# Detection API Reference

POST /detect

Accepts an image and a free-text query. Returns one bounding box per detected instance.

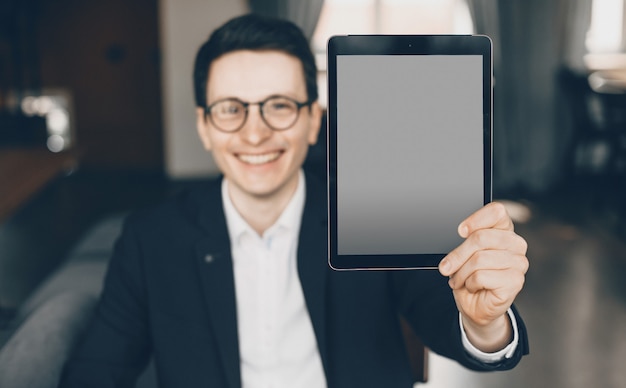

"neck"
[227,176,300,236]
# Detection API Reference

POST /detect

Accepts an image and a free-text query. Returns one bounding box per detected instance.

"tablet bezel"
[327,34,493,271]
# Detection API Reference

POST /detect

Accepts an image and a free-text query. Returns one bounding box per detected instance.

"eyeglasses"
[204,95,313,133]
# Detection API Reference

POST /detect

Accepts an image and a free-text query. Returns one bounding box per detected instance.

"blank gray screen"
[336,55,485,255]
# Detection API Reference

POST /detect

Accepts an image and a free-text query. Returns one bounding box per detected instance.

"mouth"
[235,151,283,165]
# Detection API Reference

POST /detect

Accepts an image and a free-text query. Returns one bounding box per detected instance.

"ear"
[306,102,323,146]
[196,107,212,151]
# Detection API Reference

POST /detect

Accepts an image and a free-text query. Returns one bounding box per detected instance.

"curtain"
[248,0,325,40]
[466,0,592,196]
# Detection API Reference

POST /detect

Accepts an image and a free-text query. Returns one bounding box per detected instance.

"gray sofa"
[0,213,156,388]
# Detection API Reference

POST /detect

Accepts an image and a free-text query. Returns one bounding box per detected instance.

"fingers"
[442,235,528,326]
[458,202,514,238]
[439,228,528,277]
[448,251,529,291]
[463,268,526,295]
[452,265,526,327]
[436,202,529,331]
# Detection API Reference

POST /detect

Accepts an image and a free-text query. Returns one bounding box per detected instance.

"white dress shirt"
[221,170,518,388]
[223,171,326,388]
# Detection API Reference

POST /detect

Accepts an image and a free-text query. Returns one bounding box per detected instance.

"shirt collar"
[222,170,306,244]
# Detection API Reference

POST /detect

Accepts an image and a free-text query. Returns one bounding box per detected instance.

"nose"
[238,105,272,145]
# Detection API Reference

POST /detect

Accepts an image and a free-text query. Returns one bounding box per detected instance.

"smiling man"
[196,49,322,234]
[61,14,529,388]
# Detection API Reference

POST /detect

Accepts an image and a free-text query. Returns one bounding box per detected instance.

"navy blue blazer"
[61,174,528,388]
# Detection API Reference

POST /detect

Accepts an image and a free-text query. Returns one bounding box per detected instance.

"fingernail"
[440,259,451,274]
[459,224,468,237]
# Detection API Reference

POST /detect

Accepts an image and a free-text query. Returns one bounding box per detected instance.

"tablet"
[327,35,492,270]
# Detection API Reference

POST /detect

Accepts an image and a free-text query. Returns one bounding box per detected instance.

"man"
[61,13,529,388]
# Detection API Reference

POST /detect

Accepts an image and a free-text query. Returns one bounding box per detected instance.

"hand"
[438,202,529,351]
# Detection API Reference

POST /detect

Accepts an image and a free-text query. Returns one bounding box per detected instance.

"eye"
[214,100,243,117]
[265,97,296,114]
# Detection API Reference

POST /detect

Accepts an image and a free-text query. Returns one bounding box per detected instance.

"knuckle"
[471,250,489,267]
[519,255,530,274]
[505,267,526,292]
[515,234,529,253]
[512,273,526,292]
[471,229,489,247]
[468,271,486,289]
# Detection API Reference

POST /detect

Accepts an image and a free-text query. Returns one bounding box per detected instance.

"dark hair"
[193,13,318,108]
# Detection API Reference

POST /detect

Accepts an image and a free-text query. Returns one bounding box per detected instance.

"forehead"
[207,50,306,102]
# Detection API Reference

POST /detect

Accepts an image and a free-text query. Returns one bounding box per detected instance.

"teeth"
[237,151,281,165]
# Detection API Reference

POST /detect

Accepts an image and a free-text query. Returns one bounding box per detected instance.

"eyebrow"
[206,92,306,105]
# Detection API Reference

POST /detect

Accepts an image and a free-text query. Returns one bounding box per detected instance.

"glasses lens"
[210,99,246,132]
[262,97,299,130]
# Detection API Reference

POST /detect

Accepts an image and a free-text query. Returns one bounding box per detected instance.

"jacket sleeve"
[59,214,152,388]
[389,270,529,371]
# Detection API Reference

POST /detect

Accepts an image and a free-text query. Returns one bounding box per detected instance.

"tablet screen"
[327,35,492,270]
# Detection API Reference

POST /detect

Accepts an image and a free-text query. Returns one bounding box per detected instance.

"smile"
[236,151,282,165]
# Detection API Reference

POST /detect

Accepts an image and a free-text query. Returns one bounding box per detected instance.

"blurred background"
[0,0,625,387]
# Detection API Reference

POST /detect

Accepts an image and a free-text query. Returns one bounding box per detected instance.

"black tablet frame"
[327,34,493,271]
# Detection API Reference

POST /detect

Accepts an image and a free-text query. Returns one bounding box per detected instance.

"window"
[586,0,625,53]
[311,0,474,106]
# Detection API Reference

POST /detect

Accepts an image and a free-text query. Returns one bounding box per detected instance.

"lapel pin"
[204,254,214,263]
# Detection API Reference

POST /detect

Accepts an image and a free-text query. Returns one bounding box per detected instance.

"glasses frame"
[204,94,313,133]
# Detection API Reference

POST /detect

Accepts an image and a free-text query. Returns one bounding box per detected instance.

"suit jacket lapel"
[297,174,330,373]
[188,174,329,387]
[192,180,241,388]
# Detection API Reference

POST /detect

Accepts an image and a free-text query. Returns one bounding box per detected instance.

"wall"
[159,0,248,178]
[36,0,164,171]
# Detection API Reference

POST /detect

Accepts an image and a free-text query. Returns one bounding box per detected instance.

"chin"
[243,175,297,200]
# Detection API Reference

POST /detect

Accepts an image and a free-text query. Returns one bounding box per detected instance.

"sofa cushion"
[0,292,97,388]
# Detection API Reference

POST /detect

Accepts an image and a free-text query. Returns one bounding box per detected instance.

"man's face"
[196,50,321,202]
